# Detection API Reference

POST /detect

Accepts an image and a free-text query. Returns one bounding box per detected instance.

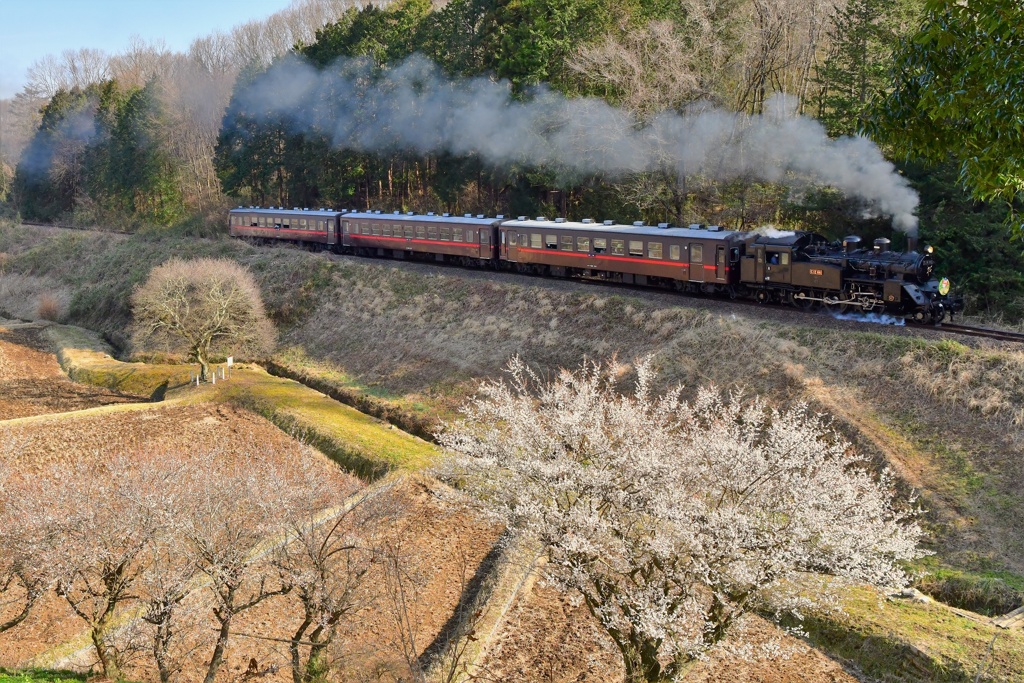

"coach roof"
[344,211,503,226]
[500,218,742,241]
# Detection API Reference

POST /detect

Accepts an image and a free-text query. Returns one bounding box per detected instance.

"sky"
[0,0,293,98]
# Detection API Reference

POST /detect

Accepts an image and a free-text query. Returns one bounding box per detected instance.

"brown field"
[0,323,137,419]
[0,325,504,682]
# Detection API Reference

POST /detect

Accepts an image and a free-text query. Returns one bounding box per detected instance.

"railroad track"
[930,322,1024,345]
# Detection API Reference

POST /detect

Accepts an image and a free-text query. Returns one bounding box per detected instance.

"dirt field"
[0,323,137,419]
[478,579,859,683]
[0,328,504,683]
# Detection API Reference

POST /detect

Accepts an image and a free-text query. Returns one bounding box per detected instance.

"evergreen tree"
[815,0,920,137]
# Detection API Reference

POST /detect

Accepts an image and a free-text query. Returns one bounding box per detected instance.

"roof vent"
[603,220,614,226]
[465,213,472,217]
[476,214,484,219]
[555,217,566,223]
[689,223,701,230]
[374,210,381,214]
[518,216,527,221]
[293,207,299,210]
[394,211,400,215]
[536,216,548,222]
[496,214,505,219]
[657,222,669,229]
[249,206,254,209]
[303,207,309,211]
[708,225,721,232]
[582,219,593,224]
[443,212,451,217]
[407,212,414,216]
[427,212,435,216]
[632,221,644,227]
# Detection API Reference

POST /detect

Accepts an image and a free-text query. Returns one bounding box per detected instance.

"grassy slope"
[3,222,1023,677]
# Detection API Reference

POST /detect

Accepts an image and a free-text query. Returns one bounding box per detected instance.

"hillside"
[1,222,1023,681]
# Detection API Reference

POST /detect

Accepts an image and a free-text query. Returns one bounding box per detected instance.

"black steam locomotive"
[229,207,962,323]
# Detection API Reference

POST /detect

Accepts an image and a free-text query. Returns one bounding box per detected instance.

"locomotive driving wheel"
[792,290,816,310]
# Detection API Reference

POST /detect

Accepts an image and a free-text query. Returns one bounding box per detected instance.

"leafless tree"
[131,258,276,381]
[0,461,50,634]
[109,36,174,90]
[271,459,372,683]
[173,450,296,683]
[24,455,176,678]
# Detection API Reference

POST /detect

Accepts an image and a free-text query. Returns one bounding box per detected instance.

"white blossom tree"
[438,357,925,683]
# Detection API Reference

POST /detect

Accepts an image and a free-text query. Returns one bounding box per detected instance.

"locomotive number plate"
[809,268,824,276]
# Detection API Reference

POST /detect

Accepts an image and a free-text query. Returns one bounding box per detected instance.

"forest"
[0,0,1021,318]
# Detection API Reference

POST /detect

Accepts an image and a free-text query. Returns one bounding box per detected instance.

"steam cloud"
[235,54,919,234]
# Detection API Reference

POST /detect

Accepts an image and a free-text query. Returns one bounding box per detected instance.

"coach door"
[342,220,352,248]
[689,243,705,282]
[716,246,726,280]
[478,228,492,259]
[506,230,517,260]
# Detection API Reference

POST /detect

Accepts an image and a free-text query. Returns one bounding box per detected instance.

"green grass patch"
[221,365,439,480]
[802,585,1024,682]
[0,669,86,683]
[913,562,1024,616]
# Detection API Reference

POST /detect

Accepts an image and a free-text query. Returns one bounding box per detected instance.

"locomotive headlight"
[925,245,934,254]
[938,277,951,296]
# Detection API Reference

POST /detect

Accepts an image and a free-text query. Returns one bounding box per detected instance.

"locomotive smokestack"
[907,235,919,252]
[843,235,862,254]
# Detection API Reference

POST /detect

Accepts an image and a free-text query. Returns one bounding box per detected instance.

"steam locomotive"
[229,207,962,323]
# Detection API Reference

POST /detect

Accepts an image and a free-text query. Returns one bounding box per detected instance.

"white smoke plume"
[233,54,920,234]
[750,225,797,239]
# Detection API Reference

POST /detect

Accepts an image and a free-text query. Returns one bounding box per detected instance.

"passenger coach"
[499,217,744,292]
[229,207,343,249]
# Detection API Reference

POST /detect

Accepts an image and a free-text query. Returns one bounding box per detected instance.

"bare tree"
[131,258,275,381]
[26,455,175,678]
[0,461,50,634]
[271,459,372,683]
[439,356,925,683]
[173,450,296,683]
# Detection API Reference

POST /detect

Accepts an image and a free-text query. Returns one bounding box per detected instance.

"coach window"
[426,227,436,240]
[691,244,703,262]
[628,240,643,256]
[383,225,393,236]
[561,236,573,251]
[250,216,257,226]
[530,233,542,249]
[648,242,663,259]
[669,245,681,261]
[593,238,607,254]
[415,226,426,239]
[373,224,382,236]
[441,227,451,241]
[545,235,558,249]
[611,239,625,256]
[577,237,590,252]
[454,228,463,242]
[361,224,369,235]
[780,252,790,265]
[466,230,475,243]
[403,226,411,238]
